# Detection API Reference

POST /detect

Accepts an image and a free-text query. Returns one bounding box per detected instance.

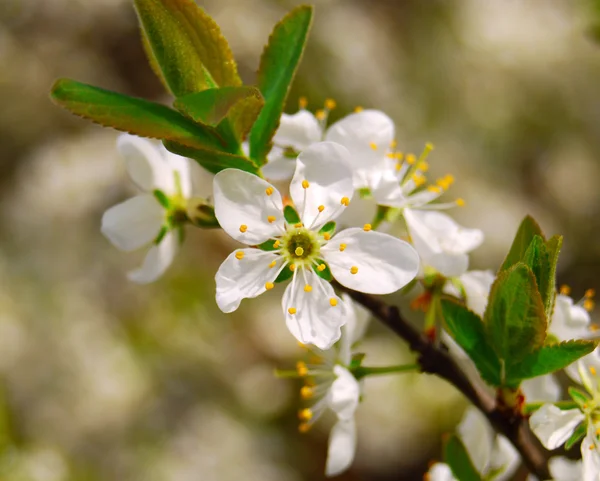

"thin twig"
[338,286,551,480]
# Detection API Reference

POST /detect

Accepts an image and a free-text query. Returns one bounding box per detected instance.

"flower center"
[281,227,321,267]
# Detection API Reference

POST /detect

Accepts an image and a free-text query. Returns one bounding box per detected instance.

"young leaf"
[134,0,241,96]
[484,263,547,367]
[565,422,586,450]
[441,299,502,387]
[174,87,263,127]
[249,5,313,164]
[505,340,597,386]
[522,236,552,313]
[50,79,225,151]
[283,205,301,224]
[443,434,482,481]
[544,235,562,319]
[500,215,543,271]
[163,141,259,175]
[225,95,265,143]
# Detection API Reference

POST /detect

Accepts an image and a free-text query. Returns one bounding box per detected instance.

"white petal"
[339,294,370,365]
[551,294,591,341]
[328,365,360,420]
[273,111,322,151]
[262,155,297,182]
[127,229,178,284]
[290,142,354,230]
[548,457,583,481]
[325,110,394,189]
[582,427,600,481]
[322,228,419,295]
[325,419,357,477]
[429,252,470,278]
[215,249,283,313]
[459,270,495,317]
[427,463,457,481]
[522,375,562,403]
[567,348,600,391]
[163,148,192,198]
[101,194,164,251]
[117,134,174,194]
[213,169,285,245]
[491,435,521,481]
[457,407,494,474]
[529,405,584,450]
[283,269,344,349]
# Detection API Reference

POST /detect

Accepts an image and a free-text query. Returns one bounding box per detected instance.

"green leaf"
[163,141,259,175]
[313,261,333,282]
[249,5,313,164]
[174,87,263,127]
[522,236,553,315]
[443,434,482,481]
[441,299,502,387]
[225,95,265,143]
[501,216,543,271]
[505,340,597,385]
[565,422,586,450]
[134,0,241,96]
[284,205,301,224]
[484,263,547,368]
[50,79,224,150]
[319,221,336,236]
[544,235,562,319]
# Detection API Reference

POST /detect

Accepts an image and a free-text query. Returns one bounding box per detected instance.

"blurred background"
[0,0,599,479]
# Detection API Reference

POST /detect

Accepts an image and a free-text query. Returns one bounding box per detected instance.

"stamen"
[354,106,363,113]
[390,140,398,149]
[394,152,404,160]
[269,260,277,268]
[369,142,378,150]
[316,109,326,120]
[235,251,244,260]
[239,224,248,233]
[350,266,358,274]
[304,284,312,292]
[427,186,442,193]
[419,161,429,172]
[317,264,326,272]
[296,361,308,376]
[560,285,571,295]
[299,96,308,109]
[412,174,426,187]
[294,222,303,228]
[302,180,310,189]
[406,154,416,165]
[395,162,402,171]
[273,240,281,248]
[265,282,274,290]
[298,423,311,433]
[290,264,296,271]
[590,366,597,376]
[300,386,314,399]
[267,215,276,223]
[295,247,304,256]
[318,205,325,212]
[288,307,297,315]
[363,224,372,231]
[323,233,331,241]
[298,408,313,421]
[339,244,347,252]
[265,187,274,196]
[586,289,596,298]
[585,299,595,312]
[329,298,338,307]
[456,198,465,207]
[325,98,336,110]
[340,197,350,206]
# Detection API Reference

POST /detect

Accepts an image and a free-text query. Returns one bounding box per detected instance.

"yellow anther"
[427,185,442,193]
[339,243,347,252]
[239,224,248,233]
[390,140,398,149]
[304,284,312,292]
[295,247,304,256]
[325,98,336,110]
[235,251,244,260]
[419,161,430,172]
[340,197,350,206]
[354,106,363,113]
[560,285,571,296]
[316,109,326,120]
[265,282,274,290]
[288,307,297,315]
[269,260,277,268]
[273,240,281,248]
[425,142,434,151]
[265,187,274,196]
[591,325,600,332]
[363,224,372,232]
[412,174,426,188]
[406,154,416,165]
[369,142,378,150]
[317,264,326,272]
[394,152,404,160]
[318,205,325,212]
[302,180,310,189]
[586,289,596,298]
[296,361,308,376]
[350,266,358,275]
[456,198,465,207]
[294,222,303,228]
[290,264,296,272]
[386,152,396,159]
[585,299,595,312]
[323,233,331,241]
[329,298,338,307]
[596,427,600,436]
[299,96,308,109]
[298,423,311,433]
[591,444,596,451]
[267,215,276,223]
[590,366,597,376]
[395,162,402,171]
[300,386,314,400]
[298,408,313,421]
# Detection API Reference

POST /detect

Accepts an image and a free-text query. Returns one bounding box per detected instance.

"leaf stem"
[354,363,420,379]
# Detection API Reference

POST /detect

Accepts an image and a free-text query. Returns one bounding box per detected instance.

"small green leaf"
[484,263,547,368]
[319,221,336,236]
[544,235,562,319]
[565,422,586,450]
[313,261,333,282]
[569,386,590,407]
[505,340,598,385]
[51,79,224,150]
[284,205,301,224]
[163,141,259,175]
[441,299,502,387]
[443,434,482,481]
[275,264,294,283]
[174,87,263,127]
[501,216,543,271]
[134,0,241,96]
[249,5,313,164]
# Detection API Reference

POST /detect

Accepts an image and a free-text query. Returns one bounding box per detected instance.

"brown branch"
[339,286,551,480]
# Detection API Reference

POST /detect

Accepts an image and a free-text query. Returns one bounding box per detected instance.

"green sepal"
[163,141,260,175]
[187,201,220,228]
[443,434,482,481]
[283,205,301,224]
[134,0,241,96]
[501,215,543,271]
[349,353,366,370]
[154,225,168,244]
[569,386,591,407]
[319,221,336,236]
[257,239,280,251]
[441,299,502,387]
[313,262,333,282]
[50,79,224,151]
[153,189,171,209]
[275,264,294,283]
[249,5,313,164]
[565,422,586,450]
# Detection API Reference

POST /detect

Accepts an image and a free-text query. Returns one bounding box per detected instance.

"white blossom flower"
[213,141,419,349]
[101,134,193,284]
[551,290,592,341]
[295,295,369,477]
[443,269,495,317]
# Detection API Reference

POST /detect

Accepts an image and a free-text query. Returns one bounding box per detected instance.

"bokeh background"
[1,0,599,479]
